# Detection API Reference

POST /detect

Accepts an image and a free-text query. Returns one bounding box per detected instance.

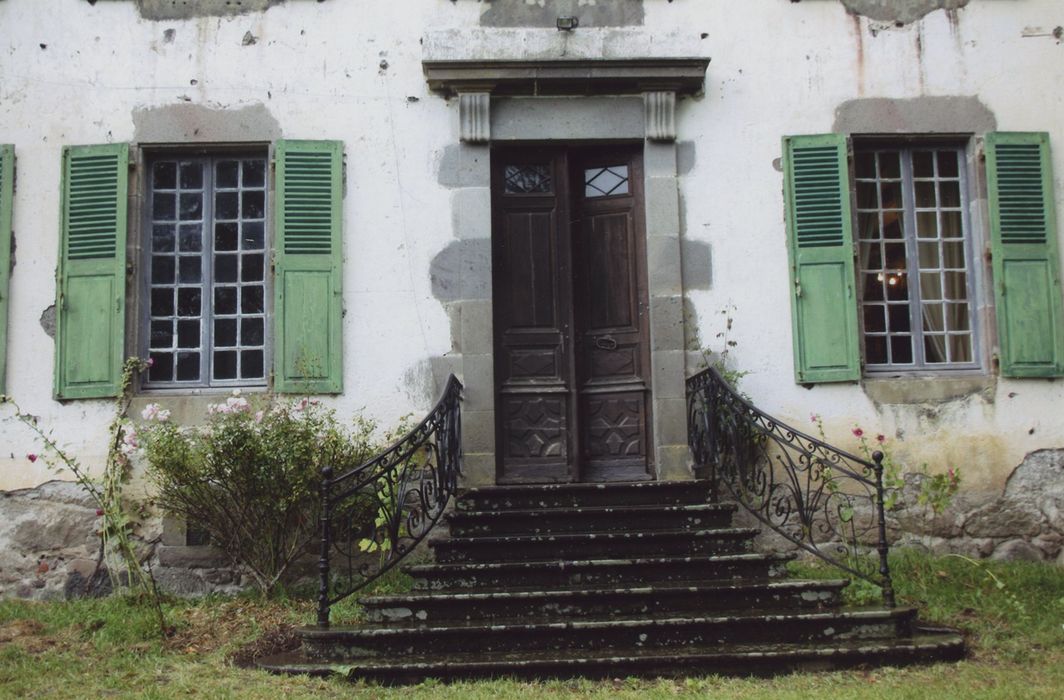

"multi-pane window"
[144,154,268,387]
[854,144,978,371]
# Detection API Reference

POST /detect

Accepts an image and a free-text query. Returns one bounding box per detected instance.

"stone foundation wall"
[2,448,1061,600]
[0,481,244,600]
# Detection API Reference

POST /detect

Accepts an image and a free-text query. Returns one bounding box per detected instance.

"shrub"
[141,394,381,595]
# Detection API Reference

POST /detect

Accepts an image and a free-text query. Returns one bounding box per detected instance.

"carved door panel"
[572,149,653,481]
[492,146,652,484]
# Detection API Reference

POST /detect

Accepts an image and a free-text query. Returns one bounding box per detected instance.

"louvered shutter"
[986,132,1064,377]
[0,145,13,393]
[273,140,343,393]
[54,144,129,399]
[783,134,861,383]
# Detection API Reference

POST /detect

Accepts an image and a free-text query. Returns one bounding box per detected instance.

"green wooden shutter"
[783,134,861,383]
[0,145,13,394]
[273,140,343,394]
[986,132,1064,377]
[54,144,129,399]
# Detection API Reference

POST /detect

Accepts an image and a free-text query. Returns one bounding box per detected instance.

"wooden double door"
[492,145,653,484]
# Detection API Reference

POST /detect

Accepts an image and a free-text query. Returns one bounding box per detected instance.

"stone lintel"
[424,58,709,97]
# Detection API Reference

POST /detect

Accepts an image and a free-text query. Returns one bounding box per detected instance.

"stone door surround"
[423,57,709,486]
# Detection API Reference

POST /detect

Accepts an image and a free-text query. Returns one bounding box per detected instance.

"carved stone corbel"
[644,90,677,142]
[458,91,491,144]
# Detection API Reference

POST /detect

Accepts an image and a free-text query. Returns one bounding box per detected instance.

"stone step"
[456,480,716,513]
[404,552,795,591]
[360,579,849,623]
[259,631,965,682]
[300,607,917,660]
[429,527,759,563]
[446,503,736,537]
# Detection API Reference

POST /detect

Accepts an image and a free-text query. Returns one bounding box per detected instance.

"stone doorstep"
[258,632,966,680]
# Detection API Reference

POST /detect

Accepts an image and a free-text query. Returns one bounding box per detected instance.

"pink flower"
[146,357,154,367]
[141,403,160,421]
[95,509,104,517]
[809,413,819,424]
[852,427,864,438]
[254,410,264,423]
[876,434,886,444]
[27,453,38,463]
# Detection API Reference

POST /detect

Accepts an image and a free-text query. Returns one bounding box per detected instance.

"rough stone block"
[461,353,496,411]
[652,350,686,400]
[646,235,683,296]
[459,300,494,355]
[462,410,497,454]
[643,141,677,177]
[654,397,689,446]
[990,538,1044,562]
[655,445,693,482]
[452,187,492,241]
[460,453,496,487]
[649,295,685,352]
[644,177,680,237]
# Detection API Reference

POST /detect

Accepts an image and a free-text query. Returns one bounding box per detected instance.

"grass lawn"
[1,551,1062,699]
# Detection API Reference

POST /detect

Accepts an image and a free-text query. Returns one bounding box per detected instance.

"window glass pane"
[176,352,200,382]
[241,318,265,346]
[854,152,875,178]
[946,302,971,331]
[949,335,973,363]
[151,256,175,285]
[150,320,173,349]
[924,335,948,363]
[215,319,237,347]
[503,164,552,194]
[856,182,878,209]
[243,159,265,188]
[215,254,238,283]
[153,193,176,220]
[912,151,934,178]
[177,288,201,317]
[153,162,177,190]
[941,241,966,271]
[214,286,237,314]
[242,221,265,250]
[178,256,202,283]
[242,191,265,219]
[863,305,886,333]
[888,304,911,333]
[940,211,963,238]
[177,320,199,348]
[152,224,175,252]
[241,286,264,314]
[885,272,908,301]
[241,350,264,380]
[213,351,237,380]
[914,181,936,208]
[939,180,961,208]
[866,335,888,364]
[242,254,264,282]
[882,215,903,240]
[879,181,902,209]
[863,273,885,302]
[216,222,238,251]
[179,161,203,189]
[922,303,946,333]
[920,272,943,300]
[859,242,882,269]
[151,288,174,317]
[179,224,202,252]
[890,335,913,364]
[918,242,939,269]
[149,352,173,382]
[877,151,901,178]
[915,211,938,239]
[937,150,959,178]
[216,161,239,188]
[585,165,630,198]
[215,191,239,219]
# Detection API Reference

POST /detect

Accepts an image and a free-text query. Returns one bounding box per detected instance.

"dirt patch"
[0,619,65,655]
[164,598,307,657]
[228,623,301,668]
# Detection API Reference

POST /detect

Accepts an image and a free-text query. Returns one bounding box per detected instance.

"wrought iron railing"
[686,367,895,607]
[317,375,463,627]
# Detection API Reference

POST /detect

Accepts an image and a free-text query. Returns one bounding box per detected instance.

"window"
[853,144,978,371]
[143,154,269,387]
[54,140,345,399]
[783,132,1063,384]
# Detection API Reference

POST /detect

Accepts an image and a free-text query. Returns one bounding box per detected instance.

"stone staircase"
[258,481,964,682]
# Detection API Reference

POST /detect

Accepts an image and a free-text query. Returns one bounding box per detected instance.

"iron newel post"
[872,451,896,608]
[317,465,334,628]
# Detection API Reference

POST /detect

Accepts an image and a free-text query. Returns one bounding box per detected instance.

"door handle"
[594,335,618,351]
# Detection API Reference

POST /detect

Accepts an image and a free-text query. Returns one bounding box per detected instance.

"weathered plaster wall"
[0,1,1063,577]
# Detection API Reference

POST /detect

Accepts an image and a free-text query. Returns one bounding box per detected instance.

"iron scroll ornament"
[317,375,463,627]
[686,367,895,607]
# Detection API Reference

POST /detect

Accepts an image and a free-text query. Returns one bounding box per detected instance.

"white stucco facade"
[0,0,1061,501]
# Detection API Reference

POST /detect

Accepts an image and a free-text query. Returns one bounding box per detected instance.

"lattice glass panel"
[584,165,629,198]
[503,164,552,194]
